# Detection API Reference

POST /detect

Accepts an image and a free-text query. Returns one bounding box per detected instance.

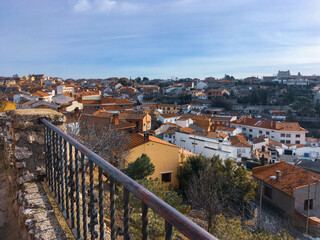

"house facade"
[231,117,308,144]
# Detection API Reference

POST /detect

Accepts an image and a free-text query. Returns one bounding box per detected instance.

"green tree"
[187,158,257,230]
[177,155,216,196]
[290,96,315,121]
[135,77,142,83]
[116,178,187,239]
[123,154,155,180]
[210,215,294,240]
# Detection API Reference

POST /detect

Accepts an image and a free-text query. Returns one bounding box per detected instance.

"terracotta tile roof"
[92,110,113,118]
[252,161,320,196]
[180,127,194,133]
[101,97,133,104]
[229,135,251,147]
[127,134,180,149]
[119,112,146,120]
[33,91,50,97]
[233,117,308,132]
[215,126,236,132]
[160,113,179,118]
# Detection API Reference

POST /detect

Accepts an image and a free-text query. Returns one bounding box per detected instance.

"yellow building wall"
[127,142,182,186]
[0,101,17,112]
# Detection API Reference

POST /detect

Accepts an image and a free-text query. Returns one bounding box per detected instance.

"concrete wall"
[293,182,320,218]
[259,181,295,216]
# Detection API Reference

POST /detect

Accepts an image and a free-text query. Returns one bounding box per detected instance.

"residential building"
[271,110,286,121]
[158,113,180,124]
[231,116,308,144]
[142,85,160,94]
[126,134,194,186]
[206,89,229,99]
[158,104,180,114]
[175,131,251,162]
[252,162,320,225]
[56,84,74,94]
[119,111,152,132]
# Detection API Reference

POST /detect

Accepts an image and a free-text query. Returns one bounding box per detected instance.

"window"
[161,172,171,182]
[304,199,313,210]
[266,131,270,135]
[249,129,253,132]
[281,134,285,137]
[296,134,300,138]
[243,128,246,131]
[249,134,252,138]
[264,186,272,199]
[286,134,291,137]
[286,140,290,144]
[259,131,262,134]
[296,140,300,144]
[280,140,285,143]
[167,107,170,110]
[118,105,123,108]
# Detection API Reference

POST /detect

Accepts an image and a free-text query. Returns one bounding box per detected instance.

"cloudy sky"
[1,0,319,79]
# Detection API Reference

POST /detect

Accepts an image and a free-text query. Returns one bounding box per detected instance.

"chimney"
[113,113,119,125]
[276,171,281,182]
[144,133,149,143]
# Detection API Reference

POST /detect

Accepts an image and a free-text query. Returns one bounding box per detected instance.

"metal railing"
[42,118,217,240]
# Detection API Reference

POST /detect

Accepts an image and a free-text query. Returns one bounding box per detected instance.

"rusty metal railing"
[42,118,217,240]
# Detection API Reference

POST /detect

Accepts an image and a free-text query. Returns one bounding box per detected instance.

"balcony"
[1,109,217,240]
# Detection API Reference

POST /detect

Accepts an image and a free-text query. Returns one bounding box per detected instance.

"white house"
[52,94,75,105]
[196,81,208,90]
[62,101,83,112]
[231,117,308,145]
[175,131,251,162]
[176,117,193,128]
[158,113,180,124]
[56,85,74,94]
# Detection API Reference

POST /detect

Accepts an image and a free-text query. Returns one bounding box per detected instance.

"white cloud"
[73,0,91,12]
[73,0,142,14]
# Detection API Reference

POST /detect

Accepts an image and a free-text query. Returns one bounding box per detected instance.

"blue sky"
[1,0,319,79]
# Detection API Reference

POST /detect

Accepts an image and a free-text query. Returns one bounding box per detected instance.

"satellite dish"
[270,176,276,179]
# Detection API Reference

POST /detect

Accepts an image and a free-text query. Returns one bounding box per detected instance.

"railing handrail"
[41,118,217,240]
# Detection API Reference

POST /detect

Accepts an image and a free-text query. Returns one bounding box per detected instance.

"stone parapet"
[0,109,71,239]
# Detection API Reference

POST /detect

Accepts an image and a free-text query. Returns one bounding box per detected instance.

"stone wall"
[0,109,68,239]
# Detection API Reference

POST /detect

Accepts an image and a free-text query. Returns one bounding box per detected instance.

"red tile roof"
[127,134,180,149]
[229,135,250,147]
[252,161,320,196]
[233,117,308,132]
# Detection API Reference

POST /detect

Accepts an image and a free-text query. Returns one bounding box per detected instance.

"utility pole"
[259,182,263,225]
[306,181,311,235]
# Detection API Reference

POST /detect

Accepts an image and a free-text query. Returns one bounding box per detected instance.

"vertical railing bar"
[65,140,69,220]
[89,160,98,240]
[98,167,104,240]
[60,136,65,212]
[142,202,148,240]
[110,177,116,240]
[123,188,130,240]
[75,148,81,239]
[44,125,48,185]
[49,128,53,190]
[81,153,88,240]
[69,144,75,229]
[165,221,173,240]
[57,134,61,204]
[53,131,57,197]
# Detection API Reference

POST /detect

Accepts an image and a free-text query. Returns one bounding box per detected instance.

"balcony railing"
[41,119,217,240]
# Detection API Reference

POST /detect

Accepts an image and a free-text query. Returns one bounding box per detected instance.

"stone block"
[16,161,26,169]
[14,146,33,160]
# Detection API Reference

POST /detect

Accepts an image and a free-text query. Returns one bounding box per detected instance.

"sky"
[0,0,320,79]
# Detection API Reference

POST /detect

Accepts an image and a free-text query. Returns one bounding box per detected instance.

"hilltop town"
[1,70,320,239]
